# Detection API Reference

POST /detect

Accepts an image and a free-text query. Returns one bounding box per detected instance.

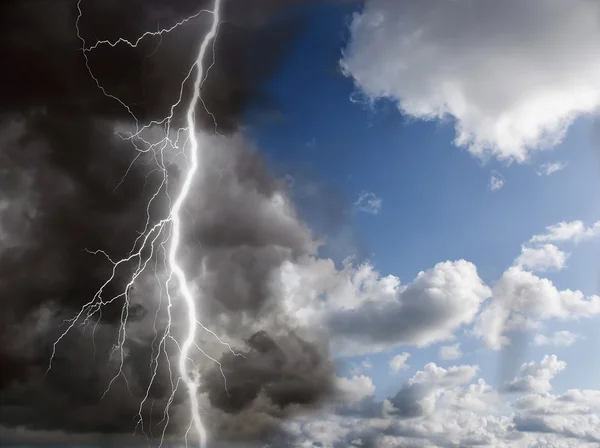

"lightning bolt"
[45,1,238,448]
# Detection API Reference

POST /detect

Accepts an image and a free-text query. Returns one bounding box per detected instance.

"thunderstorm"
[46,1,233,447]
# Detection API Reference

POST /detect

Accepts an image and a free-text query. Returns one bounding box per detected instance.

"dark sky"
[0,0,350,444]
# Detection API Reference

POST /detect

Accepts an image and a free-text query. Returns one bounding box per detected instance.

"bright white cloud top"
[514,244,569,272]
[530,220,600,244]
[389,352,411,373]
[340,0,600,162]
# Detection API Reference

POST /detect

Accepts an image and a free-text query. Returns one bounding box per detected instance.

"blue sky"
[243,1,600,445]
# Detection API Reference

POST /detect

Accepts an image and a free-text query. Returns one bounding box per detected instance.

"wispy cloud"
[533,331,581,348]
[439,343,463,361]
[349,359,373,376]
[537,161,567,176]
[354,191,382,214]
[489,171,505,192]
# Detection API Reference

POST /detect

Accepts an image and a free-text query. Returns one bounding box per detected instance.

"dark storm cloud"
[0,311,180,435]
[203,331,334,414]
[0,115,169,331]
[0,0,350,443]
[0,0,314,131]
[194,330,336,443]
[182,134,317,322]
[0,120,334,442]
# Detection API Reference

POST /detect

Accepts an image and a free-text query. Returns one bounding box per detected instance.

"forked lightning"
[46,1,236,447]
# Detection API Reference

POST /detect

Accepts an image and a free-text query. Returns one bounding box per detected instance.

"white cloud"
[326,260,491,354]
[530,220,600,244]
[534,331,581,348]
[506,354,566,394]
[514,244,569,272]
[537,161,567,176]
[409,363,478,390]
[279,257,490,356]
[282,356,600,448]
[473,218,600,349]
[340,0,600,162]
[489,171,505,191]
[475,266,600,349]
[354,191,382,215]
[389,352,410,373]
[336,375,376,405]
[387,362,481,418]
[277,257,401,330]
[439,343,462,361]
[513,383,600,445]
[279,217,597,355]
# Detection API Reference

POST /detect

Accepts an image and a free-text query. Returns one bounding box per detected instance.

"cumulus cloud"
[516,388,600,416]
[472,218,600,349]
[354,191,382,215]
[506,355,566,394]
[326,260,491,354]
[275,216,599,361]
[475,266,600,349]
[340,0,600,162]
[514,244,569,272]
[389,352,411,373]
[533,331,581,348]
[513,384,600,444]
[489,171,505,191]
[277,355,600,447]
[388,362,480,418]
[530,220,600,244]
[537,161,567,176]
[278,258,490,356]
[277,257,402,332]
[336,375,376,405]
[439,343,462,361]
[275,215,596,362]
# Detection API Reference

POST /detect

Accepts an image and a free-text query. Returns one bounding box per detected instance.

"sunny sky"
[2,0,600,447]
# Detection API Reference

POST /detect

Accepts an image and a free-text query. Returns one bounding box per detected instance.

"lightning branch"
[46,1,239,447]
